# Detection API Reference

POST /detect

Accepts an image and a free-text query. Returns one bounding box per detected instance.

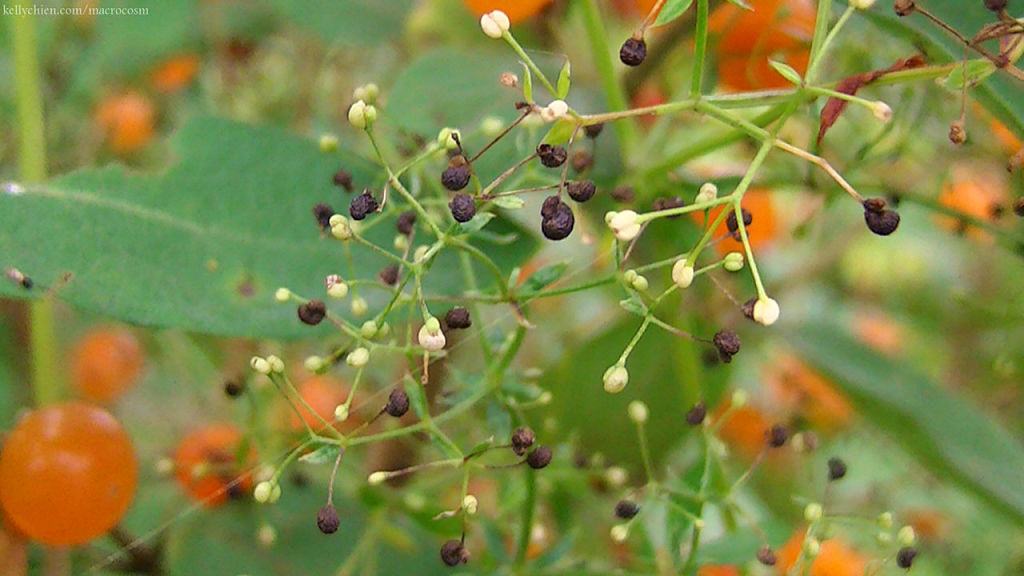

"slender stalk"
[690,0,710,97]
[514,468,537,566]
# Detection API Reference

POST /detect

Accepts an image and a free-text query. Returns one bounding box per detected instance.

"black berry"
[619,36,647,66]
[584,123,604,139]
[827,457,847,481]
[349,190,378,220]
[726,208,753,236]
[298,300,327,326]
[757,545,777,566]
[397,211,417,235]
[984,0,1007,11]
[567,180,596,203]
[378,264,399,286]
[896,547,917,569]
[614,499,639,519]
[313,203,335,231]
[385,389,410,417]
[766,424,789,448]
[741,297,757,321]
[712,329,741,363]
[449,193,477,223]
[440,539,468,566]
[224,379,245,398]
[653,196,685,217]
[527,446,553,469]
[571,149,593,173]
[444,306,472,329]
[685,402,706,426]
[511,426,536,456]
[332,169,353,191]
[442,156,472,191]
[537,143,568,168]
[864,208,900,236]
[611,185,635,203]
[540,196,575,241]
[317,504,340,534]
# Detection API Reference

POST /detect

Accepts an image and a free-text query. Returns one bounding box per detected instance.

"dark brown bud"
[298,300,327,326]
[766,424,789,448]
[440,539,468,566]
[712,329,741,363]
[332,169,353,191]
[619,36,647,66]
[584,123,604,138]
[726,208,753,237]
[571,149,593,173]
[444,306,472,329]
[378,265,399,286]
[449,193,477,223]
[385,389,410,417]
[827,457,847,481]
[984,0,1007,12]
[349,190,378,220]
[313,203,335,231]
[614,499,639,519]
[442,156,472,191]
[894,0,916,16]
[757,545,777,566]
[511,427,536,456]
[536,143,568,168]
[896,547,917,569]
[567,180,596,203]
[397,211,417,236]
[685,402,706,426]
[317,504,340,534]
[526,446,553,469]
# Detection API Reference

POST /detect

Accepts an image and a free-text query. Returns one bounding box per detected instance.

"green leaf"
[541,118,577,145]
[297,443,341,464]
[521,62,534,103]
[941,59,997,92]
[788,322,1024,524]
[264,0,414,46]
[619,298,645,316]
[403,374,430,422]
[768,59,802,85]
[520,261,569,293]
[491,196,525,210]
[556,59,571,99]
[458,212,495,233]
[653,0,695,27]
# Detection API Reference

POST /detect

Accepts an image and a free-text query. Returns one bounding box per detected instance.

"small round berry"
[571,149,593,173]
[984,0,1007,11]
[224,379,245,398]
[536,143,568,168]
[757,545,777,566]
[541,196,575,241]
[313,203,335,231]
[726,208,753,237]
[378,264,399,286]
[614,499,639,519]
[652,195,685,217]
[619,36,647,66]
[567,180,596,203]
[444,306,472,329]
[527,446,553,469]
[894,0,916,15]
[766,424,789,447]
[317,504,340,534]
[442,156,472,191]
[864,207,901,236]
[712,329,741,363]
[511,426,536,456]
[896,546,917,569]
[685,402,706,426]
[298,300,327,326]
[449,193,477,223]
[332,169,353,191]
[385,388,410,417]
[397,211,417,235]
[827,457,847,481]
[441,539,469,566]
[349,190,379,220]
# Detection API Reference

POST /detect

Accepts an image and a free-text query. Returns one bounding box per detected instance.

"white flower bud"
[346,346,370,368]
[361,321,378,339]
[851,0,876,8]
[480,10,510,39]
[610,524,629,543]
[266,355,284,373]
[804,502,823,523]
[318,133,338,153]
[607,210,641,241]
[696,182,718,204]
[350,296,368,317]
[631,274,648,291]
[257,524,276,547]
[897,525,916,547]
[353,82,379,104]
[804,537,820,557]
[304,355,326,373]
[462,495,478,515]
[540,99,569,122]
[603,365,629,394]
[414,245,430,263]
[334,403,349,422]
[731,389,749,408]
[437,127,460,151]
[424,316,441,333]
[604,210,618,225]
[274,287,291,303]
[672,259,695,288]
[723,252,744,272]
[250,356,271,375]
[329,214,352,240]
[155,457,174,476]
[877,512,894,530]
[480,116,504,137]
[752,297,781,326]
[876,531,893,546]
[367,471,389,486]
[326,274,349,299]
[418,323,446,351]
[605,466,628,488]
[627,400,649,424]
[348,99,368,129]
[393,234,409,252]
[870,100,892,123]
[253,481,274,503]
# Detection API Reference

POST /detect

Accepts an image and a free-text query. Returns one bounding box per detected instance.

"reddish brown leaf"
[817,55,927,145]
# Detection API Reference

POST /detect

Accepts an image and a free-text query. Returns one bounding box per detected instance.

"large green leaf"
[0,116,538,339]
[861,0,1024,143]
[788,321,1024,525]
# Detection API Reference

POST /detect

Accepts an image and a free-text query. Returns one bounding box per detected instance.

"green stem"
[804,0,833,85]
[690,0,710,97]
[805,4,854,84]
[579,0,639,155]
[503,32,558,97]
[515,467,537,566]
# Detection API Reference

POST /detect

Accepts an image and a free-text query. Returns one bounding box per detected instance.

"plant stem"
[690,0,710,97]
[515,467,537,566]
[578,0,639,155]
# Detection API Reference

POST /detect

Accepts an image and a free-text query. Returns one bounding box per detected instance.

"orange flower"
[767,354,853,433]
[710,0,816,92]
[94,91,156,155]
[935,165,1007,241]
[715,404,772,457]
[691,188,778,256]
[851,309,905,356]
[698,565,740,576]
[777,528,869,576]
[288,375,363,433]
[149,54,201,93]
[463,0,554,24]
